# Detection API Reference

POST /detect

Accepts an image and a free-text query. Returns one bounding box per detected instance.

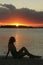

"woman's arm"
[5,48,10,59]
[5,43,11,58]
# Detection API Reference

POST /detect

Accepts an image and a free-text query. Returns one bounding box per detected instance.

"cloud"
[0,4,16,22]
[0,3,43,24]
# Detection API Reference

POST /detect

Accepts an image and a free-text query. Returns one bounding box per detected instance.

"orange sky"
[0,15,43,27]
[0,19,43,27]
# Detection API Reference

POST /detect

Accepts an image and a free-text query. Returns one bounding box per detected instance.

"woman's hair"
[9,36,16,44]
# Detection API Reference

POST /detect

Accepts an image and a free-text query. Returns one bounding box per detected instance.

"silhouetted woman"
[6,36,41,58]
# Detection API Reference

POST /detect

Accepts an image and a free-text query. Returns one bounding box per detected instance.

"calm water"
[0,28,43,56]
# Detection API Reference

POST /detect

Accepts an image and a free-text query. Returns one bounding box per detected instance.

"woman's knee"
[22,47,26,50]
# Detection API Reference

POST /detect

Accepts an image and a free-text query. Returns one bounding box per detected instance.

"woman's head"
[9,36,16,44]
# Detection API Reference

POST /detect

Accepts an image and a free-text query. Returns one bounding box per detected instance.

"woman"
[6,36,41,58]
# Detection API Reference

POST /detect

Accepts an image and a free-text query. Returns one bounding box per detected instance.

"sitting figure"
[5,36,41,58]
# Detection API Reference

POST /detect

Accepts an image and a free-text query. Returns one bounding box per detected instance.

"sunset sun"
[11,23,25,26]
[16,24,19,27]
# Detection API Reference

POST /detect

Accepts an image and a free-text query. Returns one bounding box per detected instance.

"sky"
[0,0,43,11]
[0,0,43,26]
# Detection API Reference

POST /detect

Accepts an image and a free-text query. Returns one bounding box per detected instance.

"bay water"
[0,28,43,56]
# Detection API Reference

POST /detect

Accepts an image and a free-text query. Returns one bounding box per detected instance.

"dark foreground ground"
[0,56,43,65]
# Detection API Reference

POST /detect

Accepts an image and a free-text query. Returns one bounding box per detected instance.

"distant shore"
[0,25,43,28]
[0,56,43,65]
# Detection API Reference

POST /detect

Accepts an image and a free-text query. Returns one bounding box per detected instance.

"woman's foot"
[29,55,42,58]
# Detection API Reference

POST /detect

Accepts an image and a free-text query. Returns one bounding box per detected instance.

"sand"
[0,56,43,65]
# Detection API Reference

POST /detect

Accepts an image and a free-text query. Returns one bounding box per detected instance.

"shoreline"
[0,56,43,65]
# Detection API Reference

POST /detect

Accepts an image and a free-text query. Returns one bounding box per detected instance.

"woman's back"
[8,43,18,58]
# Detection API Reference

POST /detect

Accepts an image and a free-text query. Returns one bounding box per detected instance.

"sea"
[0,28,43,56]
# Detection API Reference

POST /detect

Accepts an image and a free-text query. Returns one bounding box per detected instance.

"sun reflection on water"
[14,34,21,51]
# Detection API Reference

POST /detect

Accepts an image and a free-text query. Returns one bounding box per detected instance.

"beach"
[0,56,43,65]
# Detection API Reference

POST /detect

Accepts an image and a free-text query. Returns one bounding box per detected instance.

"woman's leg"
[18,47,31,57]
[18,47,41,58]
